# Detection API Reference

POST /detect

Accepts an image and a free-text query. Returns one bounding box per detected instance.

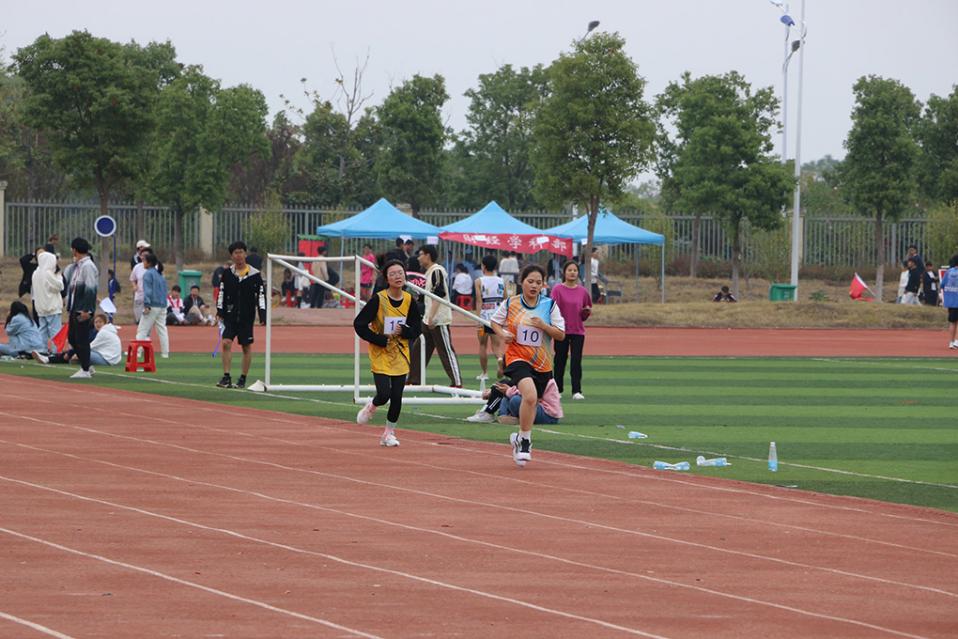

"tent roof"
[544,209,665,246]
[439,201,542,234]
[315,198,440,239]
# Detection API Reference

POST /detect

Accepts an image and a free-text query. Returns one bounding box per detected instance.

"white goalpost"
[248,252,485,406]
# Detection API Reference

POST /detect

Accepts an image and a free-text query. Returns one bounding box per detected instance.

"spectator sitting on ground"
[466,379,563,425]
[184,285,217,325]
[0,300,48,363]
[48,313,121,368]
[247,246,263,270]
[167,285,187,325]
[712,285,738,302]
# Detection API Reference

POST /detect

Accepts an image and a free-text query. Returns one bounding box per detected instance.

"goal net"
[249,253,485,406]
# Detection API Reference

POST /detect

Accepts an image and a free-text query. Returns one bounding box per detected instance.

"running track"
[1,373,956,638]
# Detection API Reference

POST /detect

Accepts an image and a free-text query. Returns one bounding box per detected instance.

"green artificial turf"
[4,354,957,512]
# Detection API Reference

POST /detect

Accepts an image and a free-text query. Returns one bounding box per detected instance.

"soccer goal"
[248,252,485,406]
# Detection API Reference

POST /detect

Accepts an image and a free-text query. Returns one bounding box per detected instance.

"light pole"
[578,20,600,44]
[769,0,807,294]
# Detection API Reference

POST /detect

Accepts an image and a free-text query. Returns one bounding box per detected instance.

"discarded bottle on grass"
[696,455,730,467]
[768,441,778,472]
[653,460,690,471]
[628,431,648,439]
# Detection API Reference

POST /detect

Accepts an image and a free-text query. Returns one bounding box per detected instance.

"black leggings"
[372,373,406,423]
[553,333,585,394]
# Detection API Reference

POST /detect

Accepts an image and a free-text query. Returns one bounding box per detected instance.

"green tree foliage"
[533,32,655,286]
[14,31,177,291]
[656,71,791,293]
[916,86,958,204]
[229,111,307,205]
[837,75,921,298]
[448,64,547,210]
[148,66,268,269]
[376,75,448,214]
[927,202,958,265]
[246,191,291,257]
[14,32,174,210]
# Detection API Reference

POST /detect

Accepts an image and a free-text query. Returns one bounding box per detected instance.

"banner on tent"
[439,232,573,257]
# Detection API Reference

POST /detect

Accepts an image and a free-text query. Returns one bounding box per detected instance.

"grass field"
[3,353,957,512]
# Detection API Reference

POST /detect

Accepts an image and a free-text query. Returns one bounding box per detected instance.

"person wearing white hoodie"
[31,249,64,352]
[48,314,122,368]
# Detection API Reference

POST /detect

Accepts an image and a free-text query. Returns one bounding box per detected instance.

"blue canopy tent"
[439,201,573,257]
[544,209,667,302]
[314,198,441,239]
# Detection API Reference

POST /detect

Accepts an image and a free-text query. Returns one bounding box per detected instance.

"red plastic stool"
[126,339,156,372]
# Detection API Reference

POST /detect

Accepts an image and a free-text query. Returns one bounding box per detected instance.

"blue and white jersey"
[942,267,958,309]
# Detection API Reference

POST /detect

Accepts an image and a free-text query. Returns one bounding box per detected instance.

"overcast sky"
[3,0,956,172]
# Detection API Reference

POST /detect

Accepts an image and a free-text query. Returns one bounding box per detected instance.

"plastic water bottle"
[628,431,648,439]
[696,455,731,467]
[653,460,690,471]
[768,441,778,472]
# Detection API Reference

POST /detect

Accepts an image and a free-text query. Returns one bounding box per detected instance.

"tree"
[228,111,306,205]
[148,66,268,269]
[837,76,921,299]
[532,32,655,287]
[14,31,176,292]
[916,86,958,204]
[655,71,791,293]
[376,74,448,214]
[454,64,548,210]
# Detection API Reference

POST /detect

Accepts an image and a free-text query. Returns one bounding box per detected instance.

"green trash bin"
[178,269,203,294]
[768,283,797,302]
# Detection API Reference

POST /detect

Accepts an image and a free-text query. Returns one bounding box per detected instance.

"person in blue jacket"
[942,253,958,350]
[0,301,48,363]
[135,252,170,358]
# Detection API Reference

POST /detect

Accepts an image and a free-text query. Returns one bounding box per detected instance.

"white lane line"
[5,380,954,533]
[0,611,75,639]
[5,435,957,606]
[0,519,667,639]
[0,527,381,639]
[79,402,958,560]
[0,472,933,639]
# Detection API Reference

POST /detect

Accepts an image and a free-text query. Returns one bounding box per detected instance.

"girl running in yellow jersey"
[490,264,566,466]
[353,260,423,447]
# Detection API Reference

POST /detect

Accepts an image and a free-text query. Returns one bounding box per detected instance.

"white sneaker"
[356,401,377,424]
[32,351,49,364]
[380,433,400,447]
[476,373,489,381]
[950,341,958,350]
[70,370,93,379]
[466,410,496,423]
[510,432,531,466]
[89,366,96,376]
[160,353,170,359]
[497,415,519,425]
[572,392,586,400]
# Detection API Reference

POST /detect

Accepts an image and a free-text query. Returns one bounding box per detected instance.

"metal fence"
[2,200,931,270]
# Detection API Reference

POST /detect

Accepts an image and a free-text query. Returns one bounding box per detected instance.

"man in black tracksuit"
[216,241,267,389]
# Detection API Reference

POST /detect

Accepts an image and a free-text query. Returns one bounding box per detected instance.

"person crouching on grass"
[354,259,423,447]
[489,264,565,466]
[216,241,266,389]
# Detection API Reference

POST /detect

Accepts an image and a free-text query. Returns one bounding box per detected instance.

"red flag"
[51,324,69,352]
[849,273,874,301]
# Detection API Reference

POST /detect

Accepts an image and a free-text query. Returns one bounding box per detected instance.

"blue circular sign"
[94,215,117,238]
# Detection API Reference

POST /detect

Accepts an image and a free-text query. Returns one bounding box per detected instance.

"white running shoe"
[32,351,49,364]
[510,432,531,466]
[950,341,958,350]
[466,410,496,423]
[380,433,400,447]
[572,392,586,400]
[356,401,377,424]
[89,366,95,376]
[70,369,93,379]
[497,415,519,425]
